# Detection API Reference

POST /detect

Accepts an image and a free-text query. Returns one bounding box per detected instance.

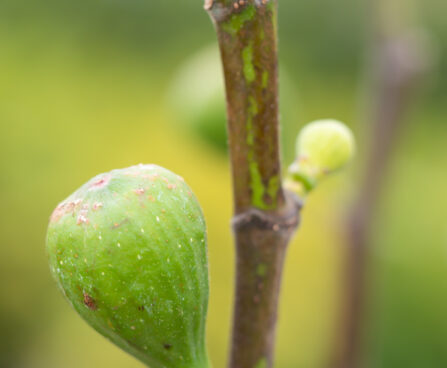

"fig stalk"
[205,1,301,367]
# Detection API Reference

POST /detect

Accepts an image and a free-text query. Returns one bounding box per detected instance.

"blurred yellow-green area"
[1,0,446,367]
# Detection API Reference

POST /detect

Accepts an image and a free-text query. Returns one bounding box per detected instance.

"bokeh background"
[1,0,446,367]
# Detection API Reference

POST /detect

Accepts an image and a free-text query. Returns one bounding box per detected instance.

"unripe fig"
[167,45,227,152]
[46,164,210,368]
[287,119,355,195]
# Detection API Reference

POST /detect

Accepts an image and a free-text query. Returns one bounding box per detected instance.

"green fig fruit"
[286,119,355,197]
[295,119,355,176]
[46,164,210,368]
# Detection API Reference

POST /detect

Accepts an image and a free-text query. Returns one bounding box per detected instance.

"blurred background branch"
[331,0,436,367]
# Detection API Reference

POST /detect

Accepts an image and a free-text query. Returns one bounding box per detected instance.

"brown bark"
[231,193,300,368]
[206,0,283,213]
[205,1,301,367]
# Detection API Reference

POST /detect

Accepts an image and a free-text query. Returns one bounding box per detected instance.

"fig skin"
[46,164,210,368]
[296,119,355,179]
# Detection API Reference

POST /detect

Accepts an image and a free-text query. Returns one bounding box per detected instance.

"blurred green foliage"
[0,0,446,367]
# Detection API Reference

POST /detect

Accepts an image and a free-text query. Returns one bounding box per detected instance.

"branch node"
[232,191,302,233]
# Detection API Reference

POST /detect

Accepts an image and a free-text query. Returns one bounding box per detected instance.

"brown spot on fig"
[83,292,97,310]
[72,199,83,206]
[111,218,129,229]
[138,305,145,311]
[77,214,89,225]
[50,200,82,223]
[163,344,172,350]
[89,175,111,190]
[50,206,65,223]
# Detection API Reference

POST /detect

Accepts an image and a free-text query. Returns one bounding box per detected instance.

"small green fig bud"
[46,164,210,368]
[287,119,355,196]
